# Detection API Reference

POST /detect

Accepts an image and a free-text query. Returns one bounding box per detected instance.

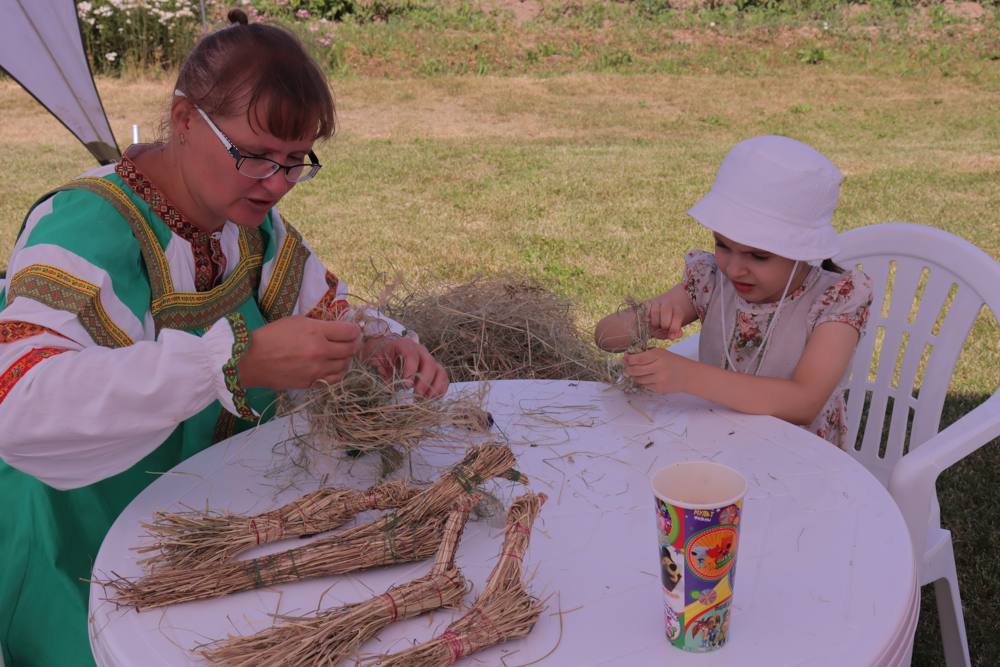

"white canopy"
[0,0,120,164]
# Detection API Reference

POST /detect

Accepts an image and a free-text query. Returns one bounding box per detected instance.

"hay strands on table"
[199,497,478,667]
[101,444,524,611]
[383,274,607,383]
[134,480,420,572]
[285,362,493,459]
[369,491,547,666]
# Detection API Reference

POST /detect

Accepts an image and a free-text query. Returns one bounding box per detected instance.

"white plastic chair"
[837,223,1000,667]
[667,223,1000,666]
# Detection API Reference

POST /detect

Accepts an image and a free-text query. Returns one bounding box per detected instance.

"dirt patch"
[490,0,542,25]
[843,3,870,20]
[946,1,986,20]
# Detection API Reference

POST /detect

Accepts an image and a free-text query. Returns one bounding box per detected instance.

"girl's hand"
[623,348,690,394]
[366,336,449,399]
[646,295,685,340]
[238,316,362,389]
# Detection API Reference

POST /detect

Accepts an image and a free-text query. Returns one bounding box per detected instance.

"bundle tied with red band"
[134,480,421,572]
[100,444,525,610]
[370,492,547,667]
[199,497,478,667]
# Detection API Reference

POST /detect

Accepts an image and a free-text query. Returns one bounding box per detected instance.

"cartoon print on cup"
[660,544,682,591]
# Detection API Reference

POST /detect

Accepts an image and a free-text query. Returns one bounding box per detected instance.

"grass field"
[2,2,999,664]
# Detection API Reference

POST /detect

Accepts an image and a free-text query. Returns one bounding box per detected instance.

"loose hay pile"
[371,492,547,666]
[199,498,476,667]
[383,275,606,383]
[102,445,524,610]
[281,363,492,466]
[135,481,420,572]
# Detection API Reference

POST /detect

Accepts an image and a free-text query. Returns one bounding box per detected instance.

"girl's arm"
[624,321,860,425]
[595,284,698,352]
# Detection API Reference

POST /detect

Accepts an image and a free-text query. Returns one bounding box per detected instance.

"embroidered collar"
[117,147,227,291]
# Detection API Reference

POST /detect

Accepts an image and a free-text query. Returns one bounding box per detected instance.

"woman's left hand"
[366,336,450,399]
[623,348,689,394]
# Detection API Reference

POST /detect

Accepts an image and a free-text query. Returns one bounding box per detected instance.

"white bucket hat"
[687,135,842,262]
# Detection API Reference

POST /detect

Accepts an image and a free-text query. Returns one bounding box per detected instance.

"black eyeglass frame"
[184,93,323,184]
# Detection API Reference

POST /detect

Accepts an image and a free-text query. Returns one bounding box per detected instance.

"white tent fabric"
[0,0,120,164]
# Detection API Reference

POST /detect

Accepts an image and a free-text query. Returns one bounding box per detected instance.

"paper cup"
[651,461,746,652]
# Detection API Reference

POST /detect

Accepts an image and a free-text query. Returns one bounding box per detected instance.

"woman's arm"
[0,316,248,490]
[624,321,860,425]
[595,284,698,352]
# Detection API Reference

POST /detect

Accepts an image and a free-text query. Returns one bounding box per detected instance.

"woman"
[0,10,446,665]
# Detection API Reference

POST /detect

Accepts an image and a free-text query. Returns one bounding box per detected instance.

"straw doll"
[596,135,873,449]
[0,10,448,666]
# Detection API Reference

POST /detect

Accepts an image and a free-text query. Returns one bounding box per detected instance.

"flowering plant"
[77,0,203,74]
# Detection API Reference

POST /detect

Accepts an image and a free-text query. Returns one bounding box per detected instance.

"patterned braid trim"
[222,312,255,420]
[0,347,68,405]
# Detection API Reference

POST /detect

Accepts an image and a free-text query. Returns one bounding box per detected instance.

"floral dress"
[682,250,873,449]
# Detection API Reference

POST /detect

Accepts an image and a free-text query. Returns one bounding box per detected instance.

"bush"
[76,0,203,75]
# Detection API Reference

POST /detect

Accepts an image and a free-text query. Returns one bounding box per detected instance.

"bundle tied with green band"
[370,492,547,666]
[102,444,525,610]
[135,480,421,572]
[199,497,478,667]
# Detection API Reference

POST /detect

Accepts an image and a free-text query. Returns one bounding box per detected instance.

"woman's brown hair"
[173,8,335,141]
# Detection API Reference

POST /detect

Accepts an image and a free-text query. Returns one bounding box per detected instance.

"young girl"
[595,135,872,449]
[0,10,446,665]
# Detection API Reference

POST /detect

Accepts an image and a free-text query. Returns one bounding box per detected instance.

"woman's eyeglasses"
[175,89,321,184]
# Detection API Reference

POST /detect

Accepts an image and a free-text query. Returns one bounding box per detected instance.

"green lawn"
[2,2,999,663]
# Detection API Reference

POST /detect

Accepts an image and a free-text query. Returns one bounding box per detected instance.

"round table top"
[89,380,917,667]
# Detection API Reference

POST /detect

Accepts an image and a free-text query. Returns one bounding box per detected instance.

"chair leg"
[932,562,972,667]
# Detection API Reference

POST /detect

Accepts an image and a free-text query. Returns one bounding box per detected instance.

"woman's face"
[179,101,315,228]
[713,233,807,304]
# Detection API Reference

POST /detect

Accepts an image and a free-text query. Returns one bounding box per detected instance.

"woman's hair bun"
[227,8,249,25]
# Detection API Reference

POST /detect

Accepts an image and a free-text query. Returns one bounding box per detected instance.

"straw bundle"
[102,444,523,611]
[199,499,477,666]
[284,363,492,458]
[135,481,420,572]
[371,492,547,666]
[605,296,650,393]
[383,275,606,382]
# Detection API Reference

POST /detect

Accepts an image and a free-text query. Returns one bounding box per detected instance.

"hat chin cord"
[718,261,800,375]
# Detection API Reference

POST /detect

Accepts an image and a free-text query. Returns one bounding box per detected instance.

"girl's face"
[713,233,808,304]
[178,101,315,229]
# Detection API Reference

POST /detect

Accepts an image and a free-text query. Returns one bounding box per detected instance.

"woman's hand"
[237,316,362,389]
[623,348,691,394]
[364,336,449,399]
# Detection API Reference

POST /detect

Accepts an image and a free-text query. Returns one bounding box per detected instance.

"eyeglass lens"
[236,156,319,183]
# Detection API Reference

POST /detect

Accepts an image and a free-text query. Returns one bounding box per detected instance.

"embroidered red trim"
[0,347,68,404]
[117,154,226,291]
[307,272,349,320]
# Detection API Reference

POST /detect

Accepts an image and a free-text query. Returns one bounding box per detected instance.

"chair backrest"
[835,223,1000,486]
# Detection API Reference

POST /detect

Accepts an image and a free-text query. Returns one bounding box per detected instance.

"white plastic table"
[90,380,918,666]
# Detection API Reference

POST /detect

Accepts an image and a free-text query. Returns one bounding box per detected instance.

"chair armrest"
[888,391,1000,559]
[668,333,700,361]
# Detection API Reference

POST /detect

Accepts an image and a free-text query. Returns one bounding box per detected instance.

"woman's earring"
[179,134,186,146]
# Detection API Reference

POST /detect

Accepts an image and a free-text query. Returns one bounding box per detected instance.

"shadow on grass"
[910,391,999,667]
